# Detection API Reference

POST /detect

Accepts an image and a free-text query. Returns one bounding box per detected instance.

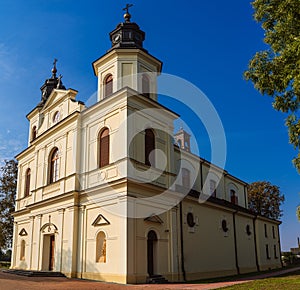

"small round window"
[53,111,60,123]
[246,225,251,236]
[222,220,228,232]
[187,212,195,227]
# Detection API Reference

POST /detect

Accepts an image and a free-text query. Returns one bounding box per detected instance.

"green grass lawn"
[223,270,300,289]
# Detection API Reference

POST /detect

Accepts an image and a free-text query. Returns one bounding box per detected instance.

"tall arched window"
[96,231,106,263]
[104,74,113,97]
[20,240,25,261]
[142,74,150,98]
[49,148,59,184]
[31,126,37,141]
[230,189,238,205]
[145,129,155,166]
[182,168,190,188]
[99,128,110,168]
[210,179,217,198]
[24,168,31,197]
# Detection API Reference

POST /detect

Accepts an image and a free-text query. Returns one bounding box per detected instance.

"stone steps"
[146,274,169,284]
[3,269,65,277]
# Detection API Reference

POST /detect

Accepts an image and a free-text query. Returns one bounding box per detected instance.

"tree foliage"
[248,181,284,220]
[0,160,17,250]
[244,0,300,172]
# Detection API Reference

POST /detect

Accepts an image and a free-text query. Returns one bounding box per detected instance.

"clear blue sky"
[0,0,299,251]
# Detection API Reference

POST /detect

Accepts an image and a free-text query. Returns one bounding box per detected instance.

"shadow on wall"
[57,247,102,280]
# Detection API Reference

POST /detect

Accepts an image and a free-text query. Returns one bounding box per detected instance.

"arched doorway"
[147,230,157,276]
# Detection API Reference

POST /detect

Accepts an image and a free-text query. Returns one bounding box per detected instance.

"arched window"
[24,168,31,197]
[31,126,37,141]
[104,74,113,97]
[96,231,106,263]
[145,129,155,166]
[99,128,110,168]
[142,74,150,98]
[20,240,25,261]
[49,148,59,184]
[230,189,238,205]
[210,179,217,198]
[182,168,190,188]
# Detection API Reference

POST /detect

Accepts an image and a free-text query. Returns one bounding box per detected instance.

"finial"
[52,58,58,78]
[123,3,133,22]
[57,74,63,89]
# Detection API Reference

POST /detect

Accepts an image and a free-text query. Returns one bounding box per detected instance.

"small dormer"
[92,7,162,102]
[174,127,191,152]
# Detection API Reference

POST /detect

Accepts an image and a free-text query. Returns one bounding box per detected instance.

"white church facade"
[11,9,282,284]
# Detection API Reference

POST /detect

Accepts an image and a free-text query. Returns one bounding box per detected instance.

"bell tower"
[92,5,162,102]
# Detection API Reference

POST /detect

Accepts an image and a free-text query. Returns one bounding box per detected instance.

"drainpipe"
[179,202,186,281]
[253,216,260,272]
[232,211,240,274]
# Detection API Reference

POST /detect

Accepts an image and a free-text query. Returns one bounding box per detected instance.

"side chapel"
[11,8,282,284]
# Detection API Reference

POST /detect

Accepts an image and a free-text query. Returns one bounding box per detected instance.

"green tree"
[0,160,18,250]
[248,181,284,220]
[244,0,300,172]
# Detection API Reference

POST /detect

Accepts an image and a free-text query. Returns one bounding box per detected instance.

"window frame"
[142,74,150,98]
[230,189,238,205]
[145,129,155,167]
[182,168,191,189]
[96,231,107,263]
[210,179,217,197]
[24,168,31,197]
[266,244,271,259]
[264,224,268,238]
[31,126,37,141]
[49,148,60,184]
[99,128,110,168]
[20,239,26,261]
[104,74,113,98]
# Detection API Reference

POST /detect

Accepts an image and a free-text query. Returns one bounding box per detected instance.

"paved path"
[1,266,300,290]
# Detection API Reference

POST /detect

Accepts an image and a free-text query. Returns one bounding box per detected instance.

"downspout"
[179,202,186,281]
[232,211,240,274]
[253,216,260,272]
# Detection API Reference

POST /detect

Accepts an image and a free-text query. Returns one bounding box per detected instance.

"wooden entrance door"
[147,230,157,276]
[49,235,55,271]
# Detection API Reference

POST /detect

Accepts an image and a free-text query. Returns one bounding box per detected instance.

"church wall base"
[79,272,127,284]
[239,266,259,274]
[185,269,238,281]
[259,264,282,272]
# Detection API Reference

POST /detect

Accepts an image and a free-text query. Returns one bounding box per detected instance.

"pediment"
[43,89,75,110]
[42,88,77,111]
[144,215,163,224]
[19,228,28,236]
[92,214,110,226]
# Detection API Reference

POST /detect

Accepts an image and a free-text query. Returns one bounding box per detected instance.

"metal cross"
[123,3,133,14]
[53,58,57,68]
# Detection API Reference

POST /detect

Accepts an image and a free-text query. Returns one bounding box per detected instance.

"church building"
[10,8,282,284]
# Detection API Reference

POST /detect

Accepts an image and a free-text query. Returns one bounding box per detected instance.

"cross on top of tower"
[123,4,133,22]
[123,3,133,14]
